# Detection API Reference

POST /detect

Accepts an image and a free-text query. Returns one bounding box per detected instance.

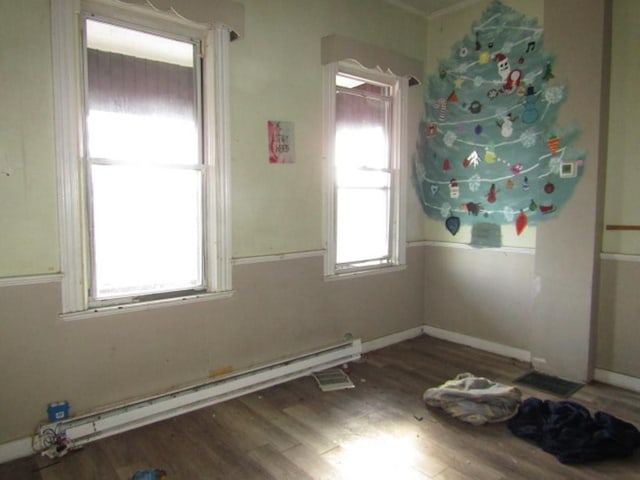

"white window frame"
[323,60,408,278]
[51,0,232,317]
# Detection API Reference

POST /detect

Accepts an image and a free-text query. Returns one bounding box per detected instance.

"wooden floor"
[2,335,640,479]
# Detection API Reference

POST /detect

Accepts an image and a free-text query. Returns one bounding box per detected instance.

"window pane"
[336,90,389,170]
[85,19,198,165]
[336,167,390,189]
[335,125,388,171]
[91,164,203,299]
[336,187,390,264]
[334,72,393,268]
[87,110,198,165]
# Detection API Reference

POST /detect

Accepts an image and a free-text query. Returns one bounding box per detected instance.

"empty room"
[1,0,639,478]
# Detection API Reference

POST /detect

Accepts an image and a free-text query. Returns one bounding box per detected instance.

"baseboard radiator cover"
[34,339,361,450]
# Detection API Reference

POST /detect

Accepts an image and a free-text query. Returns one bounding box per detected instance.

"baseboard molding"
[594,368,640,393]
[362,326,424,353]
[421,325,532,363]
[0,437,32,465]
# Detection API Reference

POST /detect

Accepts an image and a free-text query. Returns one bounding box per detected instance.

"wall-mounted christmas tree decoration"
[413,1,584,245]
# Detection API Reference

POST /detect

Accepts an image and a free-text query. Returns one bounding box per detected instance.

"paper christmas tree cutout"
[413,1,584,237]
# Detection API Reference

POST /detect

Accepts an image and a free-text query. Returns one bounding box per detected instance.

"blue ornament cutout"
[445,216,461,236]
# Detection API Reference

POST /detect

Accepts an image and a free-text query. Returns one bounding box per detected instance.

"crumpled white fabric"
[423,372,522,425]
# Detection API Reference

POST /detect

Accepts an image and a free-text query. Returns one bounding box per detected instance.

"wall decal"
[413,1,584,244]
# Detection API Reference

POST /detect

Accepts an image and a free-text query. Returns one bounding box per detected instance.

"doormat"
[514,371,584,398]
[312,368,354,392]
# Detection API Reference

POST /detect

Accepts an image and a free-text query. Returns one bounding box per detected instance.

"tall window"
[84,19,204,304]
[324,61,407,276]
[52,0,232,315]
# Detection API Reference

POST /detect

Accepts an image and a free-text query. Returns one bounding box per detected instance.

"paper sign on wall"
[268,120,295,164]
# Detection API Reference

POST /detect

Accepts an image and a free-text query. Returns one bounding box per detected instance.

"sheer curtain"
[334,82,392,265]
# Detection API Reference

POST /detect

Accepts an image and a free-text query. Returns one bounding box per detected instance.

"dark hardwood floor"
[2,335,640,479]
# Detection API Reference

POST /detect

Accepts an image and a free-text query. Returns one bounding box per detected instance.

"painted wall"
[602,0,640,255]
[530,0,609,381]
[422,0,543,248]
[423,246,535,351]
[0,251,425,444]
[423,0,613,382]
[0,0,427,445]
[0,1,59,276]
[597,258,640,377]
[230,0,427,257]
[596,0,640,378]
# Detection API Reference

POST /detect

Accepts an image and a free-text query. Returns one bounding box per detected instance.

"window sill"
[324,263,406,281]
[60,290,234,321]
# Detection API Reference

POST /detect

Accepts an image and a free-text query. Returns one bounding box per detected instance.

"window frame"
[51,0,232,317]
[323,60,408,278]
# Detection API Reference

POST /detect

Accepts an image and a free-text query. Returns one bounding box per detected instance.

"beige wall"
[0,0,427,445]
[597,258,640,376]
[596,0,640,378]
[423,246,534,350]
[0,250,425,443]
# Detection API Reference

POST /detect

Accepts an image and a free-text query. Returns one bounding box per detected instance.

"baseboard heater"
[35,339,361,451]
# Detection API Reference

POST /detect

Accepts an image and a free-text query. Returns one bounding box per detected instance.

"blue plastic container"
[47,401,70,422]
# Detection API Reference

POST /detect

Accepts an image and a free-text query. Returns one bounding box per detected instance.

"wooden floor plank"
[3,334,640,479]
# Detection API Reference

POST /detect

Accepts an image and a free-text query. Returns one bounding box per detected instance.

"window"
[324,61,408,276]
[52,0,232,315]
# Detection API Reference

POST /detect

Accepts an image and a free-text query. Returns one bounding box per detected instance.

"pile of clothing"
[423,372,522,425]
[508,397,640,464]
[423,373,640,464]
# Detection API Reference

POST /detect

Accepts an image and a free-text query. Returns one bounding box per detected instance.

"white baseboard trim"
[362,326,425,353]
[0,437,32,464]
[421,325,532,363]
[594,368,640,393]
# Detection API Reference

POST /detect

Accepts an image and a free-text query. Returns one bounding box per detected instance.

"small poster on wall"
[268,120,295,164]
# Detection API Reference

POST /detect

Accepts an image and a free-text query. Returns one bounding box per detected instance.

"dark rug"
[514,371,584,398]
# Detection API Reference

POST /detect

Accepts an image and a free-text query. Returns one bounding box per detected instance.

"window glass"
[91,164,203,298]
[52,1,233,314]
[333,74,393,269]
[84,18,204,302]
